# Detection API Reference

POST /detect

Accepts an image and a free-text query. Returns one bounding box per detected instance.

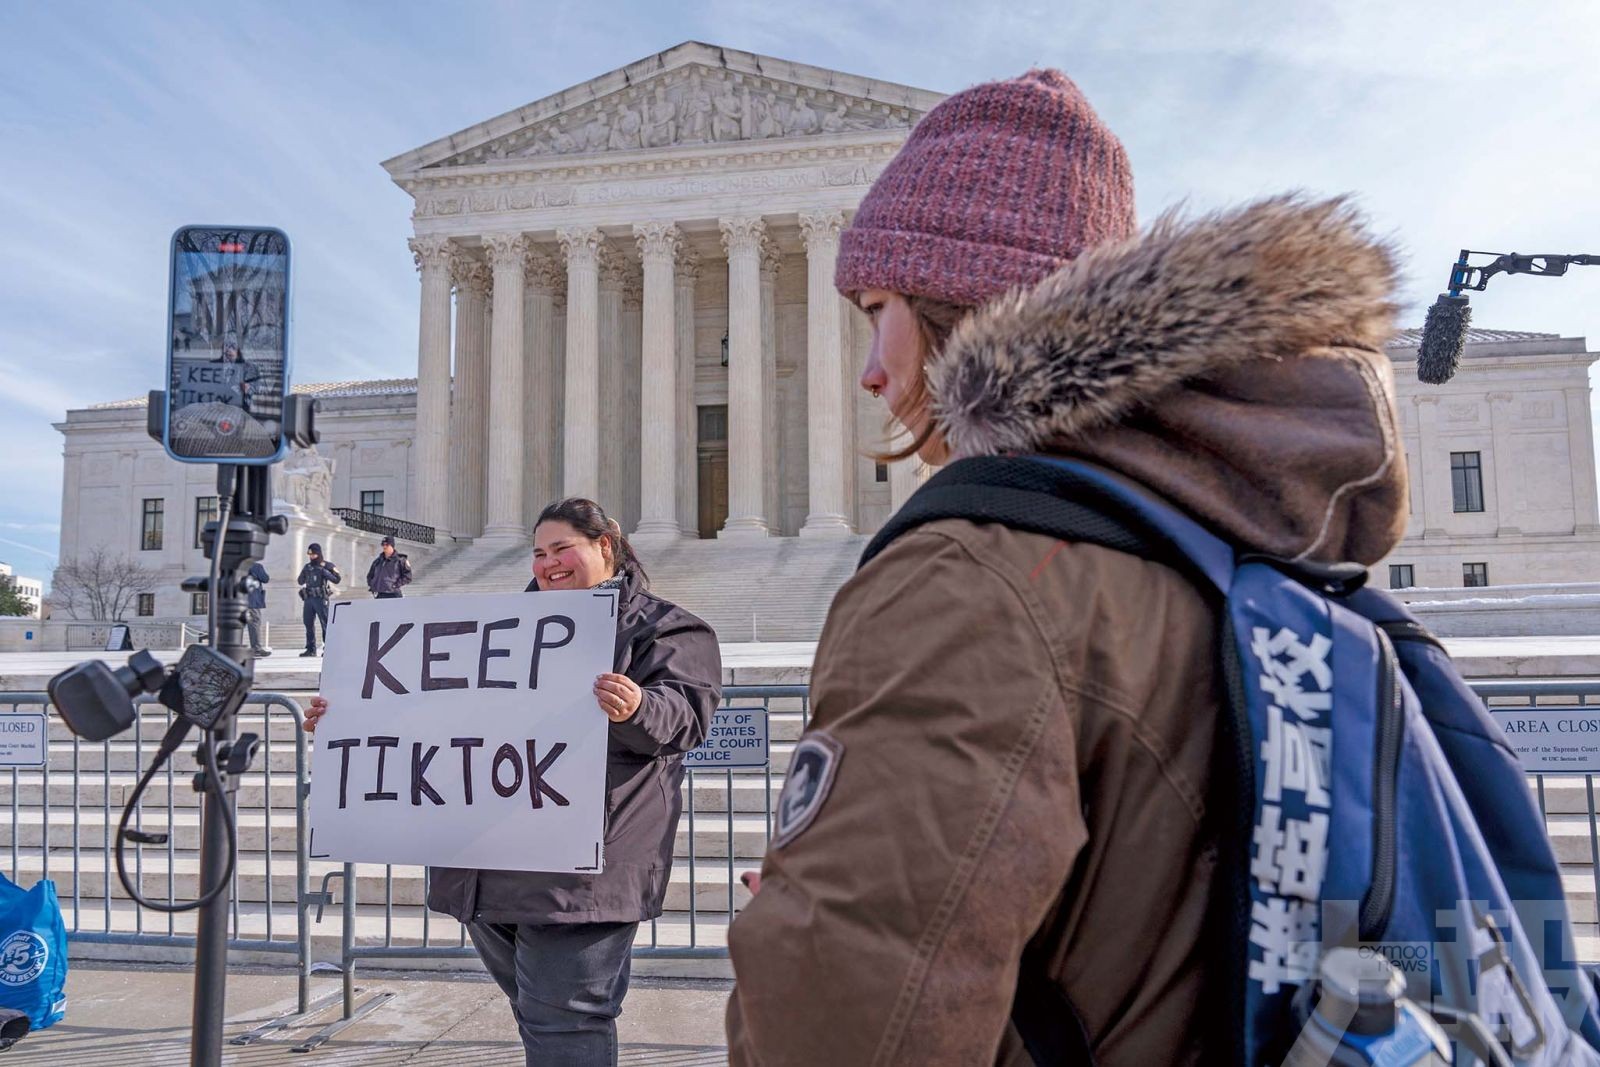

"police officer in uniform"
[296,544,340,658]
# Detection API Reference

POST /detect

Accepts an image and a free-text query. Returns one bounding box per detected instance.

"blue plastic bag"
[0,873,67,1030]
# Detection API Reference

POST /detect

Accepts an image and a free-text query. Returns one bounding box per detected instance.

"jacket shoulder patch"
[773,732,843,849]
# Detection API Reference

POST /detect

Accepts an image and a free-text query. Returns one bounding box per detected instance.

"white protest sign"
[307,590,619,872]
[1491,707,1600,774]
[173,358,250,407]
[0,715,46,767]
[684,707,768,769]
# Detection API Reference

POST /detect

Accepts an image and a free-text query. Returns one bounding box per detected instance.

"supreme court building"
[391,41,945,545]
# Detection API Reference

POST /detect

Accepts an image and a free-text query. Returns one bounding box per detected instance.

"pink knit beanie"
[835,69,1136,308]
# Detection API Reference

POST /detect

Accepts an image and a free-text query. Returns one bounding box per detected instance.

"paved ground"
[9,961,732,1065]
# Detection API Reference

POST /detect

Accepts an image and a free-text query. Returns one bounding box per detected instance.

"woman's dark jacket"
[427,571,722,924]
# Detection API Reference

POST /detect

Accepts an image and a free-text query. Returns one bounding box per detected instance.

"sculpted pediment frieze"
[427,64,921,168]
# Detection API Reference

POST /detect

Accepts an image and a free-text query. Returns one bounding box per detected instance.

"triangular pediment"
[383,42,944,176]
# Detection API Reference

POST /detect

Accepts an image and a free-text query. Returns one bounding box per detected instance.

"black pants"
[466,920,638,1067]
[245,607,266,651]
[374,591,402,599]
[302,598,328,652]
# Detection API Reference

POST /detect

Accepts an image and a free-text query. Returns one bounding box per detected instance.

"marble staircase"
[408,534,868,642]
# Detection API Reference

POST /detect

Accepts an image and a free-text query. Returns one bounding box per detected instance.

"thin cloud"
[0,537,58,565]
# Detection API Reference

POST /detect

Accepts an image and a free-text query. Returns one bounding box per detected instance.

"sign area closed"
[685,707,769,769]
[1490,706,1600,774]
[0,715,47,767]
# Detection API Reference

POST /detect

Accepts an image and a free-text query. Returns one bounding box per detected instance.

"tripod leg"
[190,730,235,1067]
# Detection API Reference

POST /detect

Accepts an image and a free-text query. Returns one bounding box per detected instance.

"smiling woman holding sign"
[306,497,721,1066]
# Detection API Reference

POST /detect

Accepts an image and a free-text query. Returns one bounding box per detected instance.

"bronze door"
[697,405,729,538]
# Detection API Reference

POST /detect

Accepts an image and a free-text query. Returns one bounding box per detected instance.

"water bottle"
[1282,947,1452,1066]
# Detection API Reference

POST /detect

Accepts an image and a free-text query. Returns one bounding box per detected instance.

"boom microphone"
[1417,293,1471,385]
[1416,248,1599,385]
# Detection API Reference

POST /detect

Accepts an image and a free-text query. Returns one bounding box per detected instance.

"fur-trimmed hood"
[926,195,1410,565]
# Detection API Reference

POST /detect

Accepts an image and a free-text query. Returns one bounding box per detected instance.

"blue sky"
[3,1,1599,582]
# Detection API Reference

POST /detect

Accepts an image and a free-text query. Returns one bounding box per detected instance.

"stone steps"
[0,807,777,859]
[6,849,758,914]
[3,766,787,812]
[407,535,866,642]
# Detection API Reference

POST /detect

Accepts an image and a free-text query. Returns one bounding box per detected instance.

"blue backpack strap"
[861,455,1234,591]
[863,455,1251,1065]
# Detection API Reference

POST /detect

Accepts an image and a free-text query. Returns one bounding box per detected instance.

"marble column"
[841,297,862,526]
[799,210,852,536]
[719,216,770,537]
[890,455,932,513]
[408,235,454,533]
[621,271,644,531]
[448,254,491,539]
[481,233,529,543]
[760,240,782,534]
[523,255,564,527]
[1566,386,1600,532]
[674,250,700,535]
[558,227,602,500]
[598,247,627,516]
[634,222,683,540]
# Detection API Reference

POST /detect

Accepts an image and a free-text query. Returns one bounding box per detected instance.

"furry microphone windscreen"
[1417,294,1472,384]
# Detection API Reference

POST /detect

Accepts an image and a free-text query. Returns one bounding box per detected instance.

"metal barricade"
[7,675,1600,1046]
[0,690,313,1019]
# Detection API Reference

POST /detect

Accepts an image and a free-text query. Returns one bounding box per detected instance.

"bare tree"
[52,549,161,621]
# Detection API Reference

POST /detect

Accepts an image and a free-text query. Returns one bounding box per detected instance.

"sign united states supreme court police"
[307,590,618,872]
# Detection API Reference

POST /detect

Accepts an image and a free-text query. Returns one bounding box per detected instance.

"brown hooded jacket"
[725,196,1407,1065]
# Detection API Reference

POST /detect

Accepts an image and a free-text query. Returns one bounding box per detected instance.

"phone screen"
[165,226,291,462]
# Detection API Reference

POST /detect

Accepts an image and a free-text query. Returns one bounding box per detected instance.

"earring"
[869,385,881,398]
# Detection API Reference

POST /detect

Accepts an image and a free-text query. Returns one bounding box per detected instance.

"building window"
[1389,564,1415,589]
[191,592,209,616]
[137,593,155,617]
[194,496,219,549]
[141,499,164,551]
[874,462,889,483]
[1463,562,1489,588]
[360,490,385,516]
[1451,452,1485,513]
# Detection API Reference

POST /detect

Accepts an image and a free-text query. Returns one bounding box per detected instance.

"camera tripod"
[183,462,286,1065]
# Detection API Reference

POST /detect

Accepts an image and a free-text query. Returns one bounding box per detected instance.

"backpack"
[863,455,1600,1067]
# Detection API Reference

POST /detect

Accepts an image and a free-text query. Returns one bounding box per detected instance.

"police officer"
[296,544,340,658]
[365,535,412,599]
[243,561,271,657]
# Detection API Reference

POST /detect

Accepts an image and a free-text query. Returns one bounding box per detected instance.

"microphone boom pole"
[1416,249,1600,384]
